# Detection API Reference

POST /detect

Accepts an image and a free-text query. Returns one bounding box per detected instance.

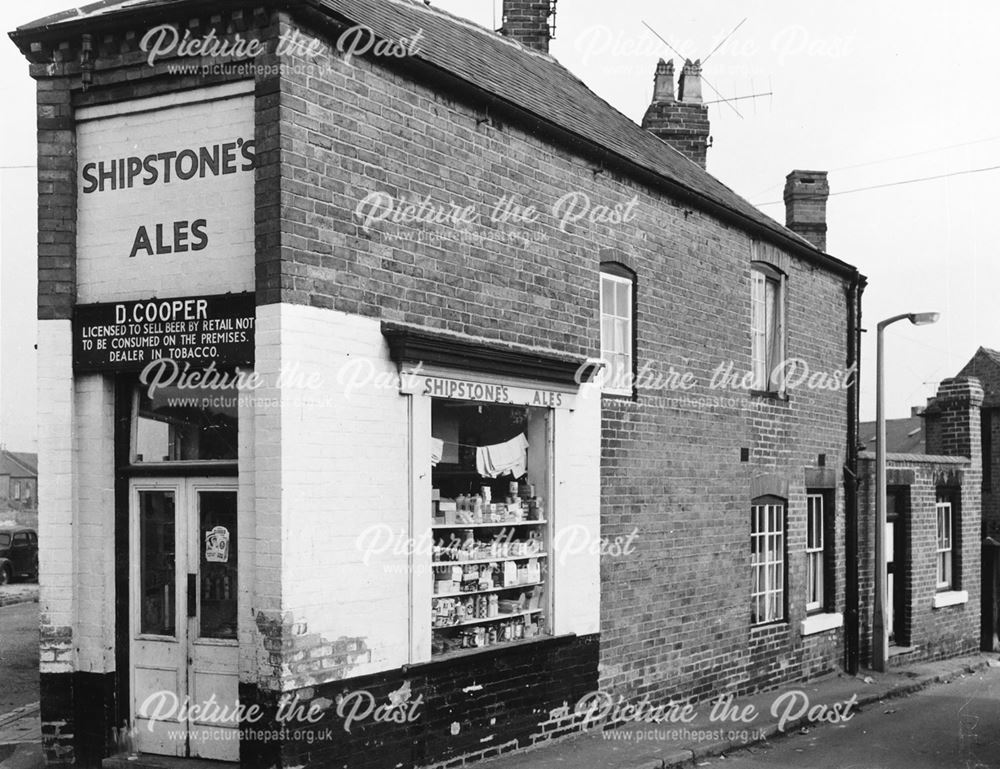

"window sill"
[800,612,843,636]
[932,590,968,609]
[750,619,788,634]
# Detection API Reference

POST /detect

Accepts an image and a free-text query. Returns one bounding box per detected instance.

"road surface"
[0,600,39,715]
[706,666,1000,769]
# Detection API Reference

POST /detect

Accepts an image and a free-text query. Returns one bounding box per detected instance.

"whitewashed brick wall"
[37,319,75,673]
[73,373,116,673]
[275,304,411,680]
[552,384,602,636]
[244,303,281,684]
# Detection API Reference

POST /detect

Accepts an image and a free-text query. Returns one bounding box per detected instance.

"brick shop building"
[11,0,865,767]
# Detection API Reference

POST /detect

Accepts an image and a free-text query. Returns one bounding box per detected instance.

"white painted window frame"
[935,499,953,590]
[750,261,786,394]
[806,493,825,613]
[751,500,785,624]
[599,271,633,396]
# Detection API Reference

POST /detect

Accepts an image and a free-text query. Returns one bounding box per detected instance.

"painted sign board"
[75,83,255,303]
[73,293,255,373]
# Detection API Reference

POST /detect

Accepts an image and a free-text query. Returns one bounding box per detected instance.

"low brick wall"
[240,634,600,769]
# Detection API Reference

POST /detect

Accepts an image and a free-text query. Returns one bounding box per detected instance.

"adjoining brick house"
[857,378,984,665]
[949,347,1000,541]
[0,450,38,527]
[923,347,1000,652]
[950,348,1000,651]
[11,0,866,767]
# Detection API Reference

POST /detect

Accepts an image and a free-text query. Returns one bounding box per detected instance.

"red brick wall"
[982,408,1000,538]
[271,11,854,701]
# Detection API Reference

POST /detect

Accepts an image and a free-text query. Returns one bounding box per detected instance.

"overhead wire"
[748,134,1000,199]
[754,163,1000,206]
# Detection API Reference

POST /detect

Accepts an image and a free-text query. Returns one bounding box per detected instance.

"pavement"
[0,600,40,713]
[480,653,1000,769]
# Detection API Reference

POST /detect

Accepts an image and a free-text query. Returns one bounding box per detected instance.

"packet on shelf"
[439,499,457,525]
[503,561,518,587]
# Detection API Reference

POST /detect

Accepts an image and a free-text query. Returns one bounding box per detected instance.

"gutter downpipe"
[844,272,866,674]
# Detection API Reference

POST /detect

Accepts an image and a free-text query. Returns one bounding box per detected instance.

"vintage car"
[0,526,38,584]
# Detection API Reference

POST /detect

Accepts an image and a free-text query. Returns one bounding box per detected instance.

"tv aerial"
[641,18,773,119]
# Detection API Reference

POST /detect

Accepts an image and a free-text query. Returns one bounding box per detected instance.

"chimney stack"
[924,377,985,462]
[641,59,711,169]
[500,0,555,53]
[783,170,829,252]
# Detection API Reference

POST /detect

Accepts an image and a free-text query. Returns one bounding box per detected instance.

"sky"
[2,1,999,449]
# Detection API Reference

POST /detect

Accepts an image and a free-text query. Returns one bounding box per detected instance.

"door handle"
[188,573,197,617]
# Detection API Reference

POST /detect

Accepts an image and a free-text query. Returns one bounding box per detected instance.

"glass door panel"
[198,491,238,640]
[139,490,177,636]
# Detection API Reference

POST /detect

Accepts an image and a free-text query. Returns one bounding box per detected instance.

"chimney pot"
[783,170,829,251]
[678,59,703,104]
[652,58,675,103]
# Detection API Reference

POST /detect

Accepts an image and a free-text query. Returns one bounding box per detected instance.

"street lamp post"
[872,311,940,672]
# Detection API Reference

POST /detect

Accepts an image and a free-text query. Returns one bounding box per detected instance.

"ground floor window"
[751,496,785,624]
[935,494,956,589]
[430,399,550,656]
[805,493,825,613]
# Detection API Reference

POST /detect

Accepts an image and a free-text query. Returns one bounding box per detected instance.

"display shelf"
[433,581,543,599]
[432,609,543,630]
[431,552,547,567]
[431,519,546,529]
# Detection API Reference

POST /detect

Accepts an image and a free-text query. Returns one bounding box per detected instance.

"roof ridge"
[0,450,37,476]
[371,0,559,62]
[11,0,859,278]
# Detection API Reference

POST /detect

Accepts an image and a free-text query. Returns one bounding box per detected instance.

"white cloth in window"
[476,433,528,479]
[430,437,444,467]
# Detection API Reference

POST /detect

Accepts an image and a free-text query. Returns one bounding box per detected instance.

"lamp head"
[908,312,940,326]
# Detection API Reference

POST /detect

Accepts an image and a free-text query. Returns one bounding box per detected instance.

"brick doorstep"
[477,654,997,769]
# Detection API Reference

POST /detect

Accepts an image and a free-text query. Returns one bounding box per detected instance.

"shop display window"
[430,399,551,656]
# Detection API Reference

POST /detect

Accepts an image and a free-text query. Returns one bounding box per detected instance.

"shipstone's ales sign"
[400,374,576,410]
[75,83,255,304]
[73,293,255,373]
